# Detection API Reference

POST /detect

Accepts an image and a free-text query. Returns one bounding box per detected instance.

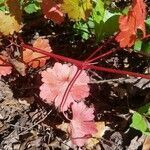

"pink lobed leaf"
[39,62,90,111]
[68,102,97,147]
[0,55,12,77]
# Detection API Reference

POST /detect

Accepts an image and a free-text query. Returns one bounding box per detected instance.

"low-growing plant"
[0,0,150,148]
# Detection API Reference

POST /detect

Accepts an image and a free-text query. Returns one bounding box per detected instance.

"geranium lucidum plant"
[40,62,97,146]
[0,0,149,148]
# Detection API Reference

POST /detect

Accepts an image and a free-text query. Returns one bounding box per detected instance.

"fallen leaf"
[142,136,150,150]
[9,59,26,76]
[56,122,69,132]
[86,122,106,149]
[42,0,64,24]
[23,37,52,68]
[0,55,12,77]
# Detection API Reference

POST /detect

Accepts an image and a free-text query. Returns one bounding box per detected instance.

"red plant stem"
[60,69,82,112]
[142,34,150,40]
[0,64,12,67]
[86,65,150,79]
[85,37,114,61]
[87,48,119,63]
[0,57,12,66]
[22,43,83,68]
[21,43,150,79]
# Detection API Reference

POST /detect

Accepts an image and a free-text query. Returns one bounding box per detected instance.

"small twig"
[18,110,52,135]
[9,124,28,130]
[87,48,120,63]
[90,78,127,84]
[55,137,72,149]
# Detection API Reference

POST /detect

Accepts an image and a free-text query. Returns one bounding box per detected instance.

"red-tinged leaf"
[23,37,52,68]
[39,63,90,111]
[68,102,97,147]
[133,0,146,36]
[42,0,64,24]
[115,0,146,48]
[0,55,12,77]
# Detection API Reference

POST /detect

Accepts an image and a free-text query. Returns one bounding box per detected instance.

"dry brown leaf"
[56,122,69,132]
[142,136,150,150]
[6,0,22,22]
[9,58,26,76]
[85,122,106,150]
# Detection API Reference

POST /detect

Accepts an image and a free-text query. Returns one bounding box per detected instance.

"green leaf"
[0,5,5,11]
[102,14,119,37]
[122,6,129,15]
[138,103,150,114]
[74,22,90,40]
[92,0,105,23]
[145,18,150,27]
[130,112,148,134]
[134,39,142,52]
[141,40,150,54]
[94,20,104,41]
[24,2,40,14]
[0,0,4,4]
[94,11,120,41]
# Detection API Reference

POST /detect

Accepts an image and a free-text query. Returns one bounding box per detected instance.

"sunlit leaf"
[0,11,21,35]
[130,112,150,135]
[134,39,142,52]
[61,0,92,21]
[23,38,52,68]
[92,0,104,23]
[24,2,41,14]
[115,0,146,47]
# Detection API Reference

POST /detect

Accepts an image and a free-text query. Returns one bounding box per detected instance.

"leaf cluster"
[130,103,150,136]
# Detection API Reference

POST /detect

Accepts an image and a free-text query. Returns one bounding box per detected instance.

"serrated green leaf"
[92,0,104,23]
[74,22,90,40]
[134,39,142,52]
[130,112,148,133]
[24,2,40,14]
